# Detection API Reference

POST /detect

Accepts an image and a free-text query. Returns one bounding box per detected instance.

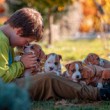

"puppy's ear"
[44,55,48,60]
[58,55,62,60]
[65,63,70,70]
[44,54,51,60]
[84,56,91,65]
[40,51,46,59]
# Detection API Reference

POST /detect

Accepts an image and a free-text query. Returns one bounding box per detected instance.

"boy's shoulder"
[0,30,9,42]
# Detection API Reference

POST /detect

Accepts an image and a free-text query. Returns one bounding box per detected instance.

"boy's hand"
[20,54,37,69]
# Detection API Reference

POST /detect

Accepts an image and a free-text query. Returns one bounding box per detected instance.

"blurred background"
[1,0,110,64]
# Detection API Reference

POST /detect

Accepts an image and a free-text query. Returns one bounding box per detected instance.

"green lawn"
[42,38,110,62]
[32,38,110,110]
[32,101,110,110]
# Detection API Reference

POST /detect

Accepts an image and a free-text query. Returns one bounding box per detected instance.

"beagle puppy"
[44,53,62,76]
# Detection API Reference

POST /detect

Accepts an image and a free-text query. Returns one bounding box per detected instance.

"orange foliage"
[0,6,5,13]
[79,24,90,32]
[79,16,94,32]
[0,0,6,13]
[81,0,97,16]
[83,6,97,16]
[96,0,106,5]
[58,6,64,11]
[0,0,5,4]
[79,0,106,32]
[0,17,8,24]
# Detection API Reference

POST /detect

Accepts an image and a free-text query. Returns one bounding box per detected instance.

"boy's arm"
[0,61,25,82]
[0,43,25,82]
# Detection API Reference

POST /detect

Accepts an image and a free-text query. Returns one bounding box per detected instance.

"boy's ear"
[15,28,23,35]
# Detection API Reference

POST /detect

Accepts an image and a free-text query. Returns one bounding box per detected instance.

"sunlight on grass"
[40,38,110,65]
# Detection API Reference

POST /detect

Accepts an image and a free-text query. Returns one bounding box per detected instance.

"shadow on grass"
[31,100,110,110]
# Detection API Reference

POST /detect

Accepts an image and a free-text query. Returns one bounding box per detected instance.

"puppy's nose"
[31,45,34,49]
[23,46,27,49]
[50,67,54,71]
[76,75,80,79]
[24,43,29,47]
[36,58,40,62]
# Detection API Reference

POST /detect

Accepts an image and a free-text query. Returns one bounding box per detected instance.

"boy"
[0,7,43,82]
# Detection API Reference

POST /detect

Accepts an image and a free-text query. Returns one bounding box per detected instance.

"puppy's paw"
[80,81,87,85]
[97,82,103,88]
[14,56,21,61]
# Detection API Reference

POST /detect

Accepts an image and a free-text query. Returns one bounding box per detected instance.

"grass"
[40,38,110,68]
[32,38,110,110]
[32,100,110,110]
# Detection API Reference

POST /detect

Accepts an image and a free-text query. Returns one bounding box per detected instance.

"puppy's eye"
[54,62,58,65]
[97,57,100,60]
[23,46,27,49]
[37,58,40,62]
[79,69,82,71]
[39,49,41,51]
[71,69,75,72]
[27,43,30,46]
[31,46,34,49]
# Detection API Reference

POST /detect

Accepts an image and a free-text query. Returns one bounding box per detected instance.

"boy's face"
[9,28,36,47]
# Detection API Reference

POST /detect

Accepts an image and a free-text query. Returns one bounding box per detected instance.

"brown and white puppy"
[44,53,62,76]
[65,61,109,88]
[23,43,45,63]
[64,61,83,82]
[83,53,110,68]
[14,43,46,76]
[83,53,104,66]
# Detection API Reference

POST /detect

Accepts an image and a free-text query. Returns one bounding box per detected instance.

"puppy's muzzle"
[36,58,40,62]
[76,75,80,79]
[100,59,104,66]
[49,67,54,71]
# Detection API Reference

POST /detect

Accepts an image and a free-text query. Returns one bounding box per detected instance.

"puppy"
[83,53,104,66]
[65,61,108,88]
[83,53,110,68]
[64,61,83,82]
[44,53,62,76]
[102,69,110,88]
[14,43,46,76]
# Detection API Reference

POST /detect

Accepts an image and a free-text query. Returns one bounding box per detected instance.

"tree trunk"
[48,9,53,45]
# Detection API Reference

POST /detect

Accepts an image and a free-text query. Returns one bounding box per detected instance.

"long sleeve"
[0,31,25,82]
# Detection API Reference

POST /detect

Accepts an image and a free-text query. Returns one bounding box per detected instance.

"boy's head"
[5,7,44,42]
